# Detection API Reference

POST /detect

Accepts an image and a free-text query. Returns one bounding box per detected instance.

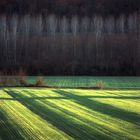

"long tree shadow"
[5,90,115,140]
[53,90,140,125]
[0,110,25,140]
[1,90,140,101]
[0,95,140,101]
[0,96,69,101]
[83,96,140,99]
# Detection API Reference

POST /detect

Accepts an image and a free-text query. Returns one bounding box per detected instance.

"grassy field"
[0,88,140,140]
[28,76,140,88]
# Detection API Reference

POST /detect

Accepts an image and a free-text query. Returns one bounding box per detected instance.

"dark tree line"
[0,14,140,75]
[0,0,140,16]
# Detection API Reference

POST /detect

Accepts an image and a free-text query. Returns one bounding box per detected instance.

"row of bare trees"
[0,13,140,75]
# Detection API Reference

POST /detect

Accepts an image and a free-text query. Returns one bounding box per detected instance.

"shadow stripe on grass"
[53,90,140,125]
[1,96,140,101]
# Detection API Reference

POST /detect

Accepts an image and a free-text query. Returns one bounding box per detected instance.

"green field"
[0,88,140,140]
[28,76,140,88]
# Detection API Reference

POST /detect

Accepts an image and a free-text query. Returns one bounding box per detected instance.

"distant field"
[0,88,140,140]
[28,76,140,88]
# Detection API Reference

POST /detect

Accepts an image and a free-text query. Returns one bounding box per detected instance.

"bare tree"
[94,16,103,64]
[71,16,79,74]
[10,15,18,65]
[19,15,30,64]
[104,16,115,35]
[116,15,125,34]
[0,15,7,64]
[81,16,89,33]
[61,16,69,49]
[47,14,57,38]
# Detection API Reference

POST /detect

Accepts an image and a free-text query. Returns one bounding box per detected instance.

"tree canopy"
[0,0,140,16]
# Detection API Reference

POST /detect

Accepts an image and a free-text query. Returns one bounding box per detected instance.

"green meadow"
[0,88,140,140]
[27,76,140,88]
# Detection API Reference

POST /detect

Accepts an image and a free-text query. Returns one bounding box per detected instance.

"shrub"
[95,80,104,89]
[0,70,28,86]
[18,69,28,86]
[0,72,9,86]
[35,76,44,87]
[19,77,28,86]
[0,76,7,86]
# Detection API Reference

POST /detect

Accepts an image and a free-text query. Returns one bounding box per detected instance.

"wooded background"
[0,0,140,75]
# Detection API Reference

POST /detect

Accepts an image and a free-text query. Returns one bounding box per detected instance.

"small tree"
[95,81,104,89]
[18,68,28,86]
[35,76,44,87]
